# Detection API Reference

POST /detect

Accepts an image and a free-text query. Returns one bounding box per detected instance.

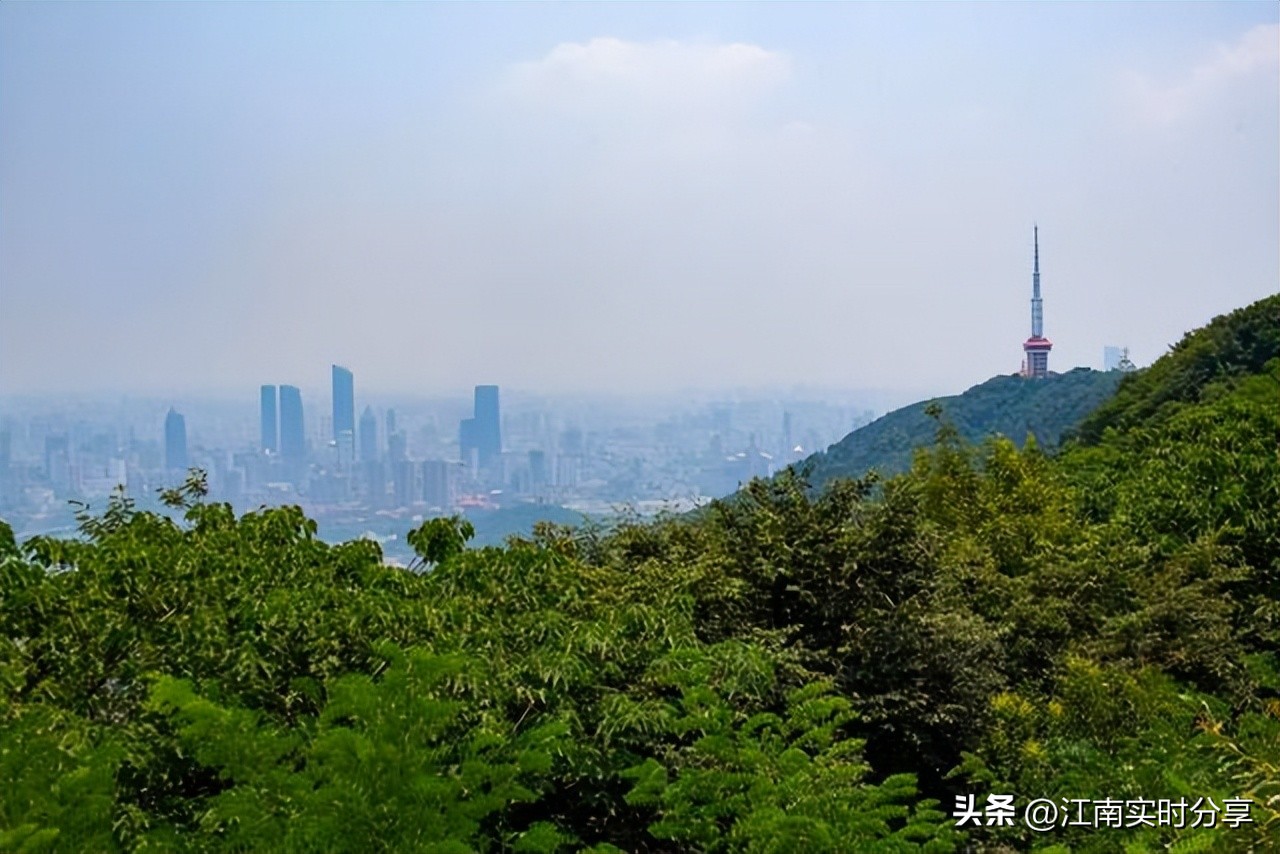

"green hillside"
[797,367,1122,490]
[1072,293,1280,444]
[2,297,1276,852]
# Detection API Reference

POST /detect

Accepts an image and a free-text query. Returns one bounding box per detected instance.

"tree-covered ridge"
[1072,293,1279,445]
[795,367,1121,491]
[2,298,1277,852]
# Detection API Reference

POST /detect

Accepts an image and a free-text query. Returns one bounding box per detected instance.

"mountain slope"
[1072,294,1280,444]
[797,368,1122,490]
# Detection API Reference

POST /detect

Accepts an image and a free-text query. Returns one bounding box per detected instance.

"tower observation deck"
[1022,225,1052,378]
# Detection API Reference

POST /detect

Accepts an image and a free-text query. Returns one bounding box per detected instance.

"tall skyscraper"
[332,365,355,469]
[279,385,306,463]
[385,409,403,462]
[164,408,188,471]
[332,365,355,443]
[1021,226,1053,378]
[359,406,378,462]
[260,385,278,453]
[459,418,478,471]
[473,385,501,469]
[1103,346,1124,372]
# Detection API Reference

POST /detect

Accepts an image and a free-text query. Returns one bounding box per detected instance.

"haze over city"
[4,5,1280,849]
[2,3,1276,397]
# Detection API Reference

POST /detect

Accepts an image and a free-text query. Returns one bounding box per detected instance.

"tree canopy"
[796,367,1121,492]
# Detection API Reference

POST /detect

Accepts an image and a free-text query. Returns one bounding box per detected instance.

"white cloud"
[506,37,791,119]
[1124,23,1279,125]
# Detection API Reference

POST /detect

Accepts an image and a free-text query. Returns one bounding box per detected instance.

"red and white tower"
[1021,225,1052,378]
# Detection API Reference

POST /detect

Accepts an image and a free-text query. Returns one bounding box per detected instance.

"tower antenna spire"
[1021,224,1052,377]
[1030,225,1043,338]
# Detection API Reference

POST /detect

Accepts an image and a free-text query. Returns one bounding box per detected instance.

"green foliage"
[799,366,1122,491]
[407,514,476,567]
[625,680,960,852]
[1072,293,1279,444]
[0,705,121,853]
[142,648,573,852]
[1,297,1275,851]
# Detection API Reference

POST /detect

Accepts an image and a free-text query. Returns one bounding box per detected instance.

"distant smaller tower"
[279,385,306,464]
[260,385,278,453]
[359,406,379,462]
[1021,225,1053,378]
[165,408,189,472]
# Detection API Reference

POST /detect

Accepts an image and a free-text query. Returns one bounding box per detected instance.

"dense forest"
[796,368,1121,491]
[2,295,1276,852]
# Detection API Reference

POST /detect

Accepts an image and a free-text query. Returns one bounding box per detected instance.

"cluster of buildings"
[0,374,858,542]
[2,227,1143,540]
[239,369,506,512]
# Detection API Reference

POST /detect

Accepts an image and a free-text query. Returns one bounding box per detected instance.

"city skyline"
[0,357,884,552]
[2,4,1275,397]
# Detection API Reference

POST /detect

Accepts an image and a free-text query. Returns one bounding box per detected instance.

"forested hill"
[1071,293,1280,444]
[795,367,1121,490]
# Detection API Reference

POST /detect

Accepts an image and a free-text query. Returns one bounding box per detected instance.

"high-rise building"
[1021,226,1053,378]
[459,417,478,471]
[528,450,547,488]
[1103,346,1124,372]
[359,406,378,462]
[386,408,397,441]
[260,385,278,453]
[164,409,189,472]
[393,459,421,508]
[422,459,453,509]
[473,385,501,469]
[279,385,306,463]
[331,366,356,470]
[332,365,355,444]
[335,430,355,469]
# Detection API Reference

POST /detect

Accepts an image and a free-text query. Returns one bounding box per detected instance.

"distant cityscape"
[0,346,1136,562]
[1,226,1136,562]
[0,376,903,561]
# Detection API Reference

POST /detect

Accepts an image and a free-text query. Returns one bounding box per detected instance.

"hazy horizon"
[3,3,1277,397]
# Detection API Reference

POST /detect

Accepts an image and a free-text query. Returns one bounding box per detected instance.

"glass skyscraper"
[164,408,188,472]
[359,406,378,463]
[474,385,501,469]
[332,365,355,469]
[332,365,355,443]
[279,385,306,463]
[260,385,278,453]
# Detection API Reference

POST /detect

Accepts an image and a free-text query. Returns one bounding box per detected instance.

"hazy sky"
[2,2,1276,398]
